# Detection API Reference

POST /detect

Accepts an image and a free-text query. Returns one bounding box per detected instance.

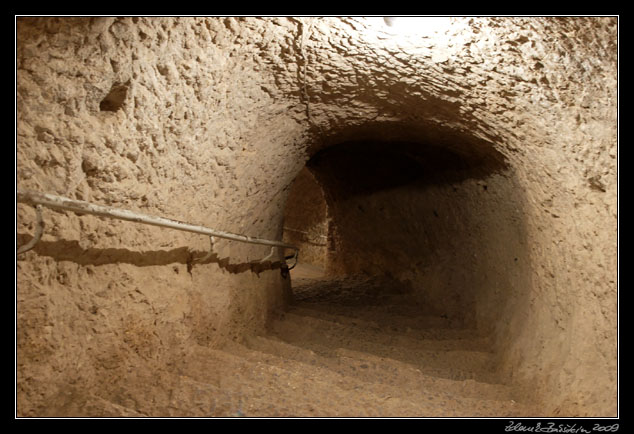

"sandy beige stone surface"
[282,167,329,267]
[16,17,617,417]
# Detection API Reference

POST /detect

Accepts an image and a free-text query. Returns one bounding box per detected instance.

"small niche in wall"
[99,83,129,112]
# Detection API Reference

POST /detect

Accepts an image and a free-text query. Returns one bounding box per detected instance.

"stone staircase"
[68,268,538,417]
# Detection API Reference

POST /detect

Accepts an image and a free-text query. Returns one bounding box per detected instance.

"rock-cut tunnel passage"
[272,134,539,415]
[16,16,617,418]
[283,135,526,328]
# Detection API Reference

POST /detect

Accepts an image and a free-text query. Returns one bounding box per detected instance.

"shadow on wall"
[16,234,289,276]
[304,138,532,332]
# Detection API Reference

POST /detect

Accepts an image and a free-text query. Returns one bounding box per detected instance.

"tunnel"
[284,131,520,325]
[15,16,617,418]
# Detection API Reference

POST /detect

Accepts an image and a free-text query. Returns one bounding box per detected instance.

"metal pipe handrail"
[16,189,299,266]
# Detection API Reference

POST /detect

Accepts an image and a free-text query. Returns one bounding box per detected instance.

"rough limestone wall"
[282,167,329,268]
[16,17,309,416]
[16,16,617,417]
[289,17,617,416]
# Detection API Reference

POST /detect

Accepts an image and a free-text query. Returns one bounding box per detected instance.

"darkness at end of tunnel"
[283,134,531,328]
[306,140,509,199]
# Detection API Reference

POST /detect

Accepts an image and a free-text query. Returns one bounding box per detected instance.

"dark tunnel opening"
[307,140,509,197]
[283,137,528,332]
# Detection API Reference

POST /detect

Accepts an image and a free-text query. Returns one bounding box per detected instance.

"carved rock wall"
[16,17,617,416]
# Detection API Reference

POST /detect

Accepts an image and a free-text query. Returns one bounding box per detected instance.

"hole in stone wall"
[99,83,129,112]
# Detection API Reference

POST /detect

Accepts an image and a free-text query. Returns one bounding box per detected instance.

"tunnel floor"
[223,263,540,416]
[62,264,540,417]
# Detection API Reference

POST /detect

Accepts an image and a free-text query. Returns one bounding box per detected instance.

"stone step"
[101,370,309,417]
[161,374,293,417]
[239,335,518,403]
[291,301,475,331]
[219,339,536,417]
[85,395,148,417]
[137,374,242,417]
[39,388,148,417]
[89,357,325,417]
[173,344,453,417]
[269,311,499,382]
[287,304,490,347]
[76,342,533,417]
[289,277,462,322]
[292,299,453,326]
